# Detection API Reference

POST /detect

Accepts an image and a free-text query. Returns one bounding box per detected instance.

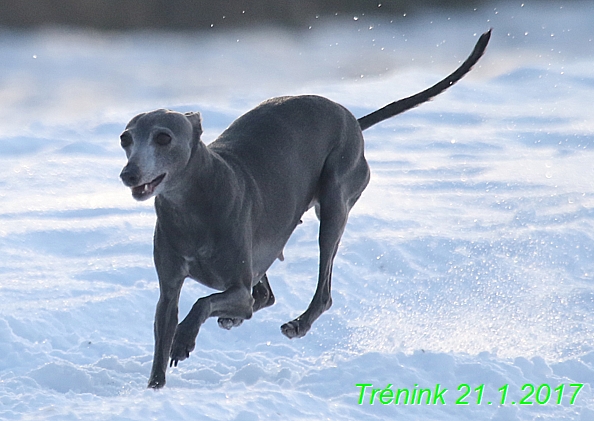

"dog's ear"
[184,112,203,139]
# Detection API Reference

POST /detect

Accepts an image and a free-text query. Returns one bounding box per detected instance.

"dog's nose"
[120,163,141,186]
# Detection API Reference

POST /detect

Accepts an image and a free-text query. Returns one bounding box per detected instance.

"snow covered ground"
[1,1,594,419]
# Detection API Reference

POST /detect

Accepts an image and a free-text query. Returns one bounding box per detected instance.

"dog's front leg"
[170,283,255,366]
[148,279,183,388]
[148,230,186,389]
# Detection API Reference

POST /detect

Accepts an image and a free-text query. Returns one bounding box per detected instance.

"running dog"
[119,30,491,388]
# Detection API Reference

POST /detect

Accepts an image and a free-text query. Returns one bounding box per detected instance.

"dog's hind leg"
[218,274,275,330]
[281,131,370,339]
[281,195,347,339]
[252,274,276,312]
[280,158,371,339]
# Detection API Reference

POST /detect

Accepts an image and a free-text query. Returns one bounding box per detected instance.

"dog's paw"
[280,319,310,339]
[217,317,243,330]
[147,374,166,389]
[169,329,196,367]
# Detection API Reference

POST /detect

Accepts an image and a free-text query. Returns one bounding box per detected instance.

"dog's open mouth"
[131,173,166,200]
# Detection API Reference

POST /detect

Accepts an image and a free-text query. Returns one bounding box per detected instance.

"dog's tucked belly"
[184,235,291,291]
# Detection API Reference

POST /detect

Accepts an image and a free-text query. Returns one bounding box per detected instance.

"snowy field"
[2,2,594,420]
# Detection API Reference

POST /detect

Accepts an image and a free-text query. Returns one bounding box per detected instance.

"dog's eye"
[155,133,172,146]
[120,133,133,148]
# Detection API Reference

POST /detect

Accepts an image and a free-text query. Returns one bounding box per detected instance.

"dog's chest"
[156,218,251,289]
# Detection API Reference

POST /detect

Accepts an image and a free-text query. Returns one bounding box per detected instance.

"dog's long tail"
[357,29,491,131]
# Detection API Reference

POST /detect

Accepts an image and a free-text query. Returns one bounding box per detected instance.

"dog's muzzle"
[120,163,166,201]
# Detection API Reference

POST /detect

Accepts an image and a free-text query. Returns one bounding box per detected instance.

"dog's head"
[119,109,203,201]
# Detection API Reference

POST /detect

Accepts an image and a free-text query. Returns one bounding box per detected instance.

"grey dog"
[119,31,491,388]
